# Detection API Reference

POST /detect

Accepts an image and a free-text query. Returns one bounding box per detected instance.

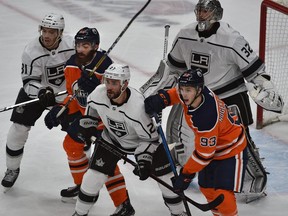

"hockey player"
[144,68,248,216]
[140,0,283,200]
[44,27,133,213]
[1,13,75,190]
[71,63,187,216]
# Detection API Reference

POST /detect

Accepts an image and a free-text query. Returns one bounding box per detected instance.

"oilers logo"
[73,81,88,107]
[107,118,128,138]
[190,52,210,75]
[46,63,65,87]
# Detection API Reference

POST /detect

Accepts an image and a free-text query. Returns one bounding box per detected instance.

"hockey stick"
[140,24,170,95]
[152,113,192,216]
[56,0,152,118]
[163,24,170,60]
[91,136,224,212]
[0,90,67,113]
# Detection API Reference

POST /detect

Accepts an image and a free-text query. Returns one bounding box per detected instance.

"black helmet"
[178,68,204,89]
[75,27,100,45]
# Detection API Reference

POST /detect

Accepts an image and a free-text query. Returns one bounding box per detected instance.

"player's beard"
[107,89,122,100]
[75,50,96,67]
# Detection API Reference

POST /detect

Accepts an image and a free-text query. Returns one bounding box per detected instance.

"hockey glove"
[134,143,158,181]
[38,86,56,107]
[246,74,284,113]
[44,105,68,129]
[75,115,100,145]
[77,69,101,94]
[134,153,153,181]
[144,89,171,116]
[171,168,195,192]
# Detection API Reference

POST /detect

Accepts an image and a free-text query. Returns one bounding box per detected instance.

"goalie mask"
[194,0,223,31]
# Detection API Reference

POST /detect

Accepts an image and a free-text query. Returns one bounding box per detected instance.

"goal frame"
[257,0,288,129]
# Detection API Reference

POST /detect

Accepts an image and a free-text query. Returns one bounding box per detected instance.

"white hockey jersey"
[167,21,265,99]
[21,35,75,103]
[85,84,159,153]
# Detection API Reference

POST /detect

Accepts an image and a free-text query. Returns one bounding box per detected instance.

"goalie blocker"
[166,104,268,203]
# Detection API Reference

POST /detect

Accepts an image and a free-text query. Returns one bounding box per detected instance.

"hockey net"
[257,0,288,129]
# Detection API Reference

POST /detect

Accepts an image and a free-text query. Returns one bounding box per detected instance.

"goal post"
[257,0,288,129]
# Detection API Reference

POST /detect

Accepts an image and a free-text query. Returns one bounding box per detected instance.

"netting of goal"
[257,0,288,128]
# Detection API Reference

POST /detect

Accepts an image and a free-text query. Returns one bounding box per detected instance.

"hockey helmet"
[178,68,204,90]
[194,0,223,31]
[39,13,65,31]
[75,27,100,45]
[104,63,130,84]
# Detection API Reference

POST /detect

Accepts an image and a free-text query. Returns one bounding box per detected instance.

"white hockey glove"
[246,74,284,113]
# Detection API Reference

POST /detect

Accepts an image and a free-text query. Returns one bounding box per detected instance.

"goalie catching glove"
[246,74,284,113]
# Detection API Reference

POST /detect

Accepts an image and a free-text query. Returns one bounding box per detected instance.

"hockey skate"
[61,184,80,203]
[110,198,135,216]
[171,212,188,216]
[1,168,20,192]
[72,212,87,216]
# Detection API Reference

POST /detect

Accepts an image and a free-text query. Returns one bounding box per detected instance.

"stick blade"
[204,193,224,211]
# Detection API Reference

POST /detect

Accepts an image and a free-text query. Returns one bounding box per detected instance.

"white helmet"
[39,13,65,31]
[104,63,130,84]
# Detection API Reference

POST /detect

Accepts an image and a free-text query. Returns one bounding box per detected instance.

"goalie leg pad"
[241,138,268,200]
[228,105,268,201]
[166,104,195,166]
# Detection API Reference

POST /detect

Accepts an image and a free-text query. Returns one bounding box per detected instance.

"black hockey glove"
[171,168,195,192]
[74,115,100,145]
[44,105,68,130]
[77,69,101,94]
[38,86,56,107]
[134,152,153,181]
[144,89,170,116]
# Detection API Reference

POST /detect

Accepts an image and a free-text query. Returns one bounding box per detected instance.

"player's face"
[76,42,94,58]
[195,7,214,21]
[41,27,60,48]
[179,86,198,106]
[104,78,122,100]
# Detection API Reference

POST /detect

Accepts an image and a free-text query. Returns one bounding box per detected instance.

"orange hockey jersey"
[167,86,247,175]
[63,51,112,115]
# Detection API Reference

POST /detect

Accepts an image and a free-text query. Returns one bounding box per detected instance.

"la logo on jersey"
[107,118,128,138]
[46,63,65,87]
[190,52,210,75]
